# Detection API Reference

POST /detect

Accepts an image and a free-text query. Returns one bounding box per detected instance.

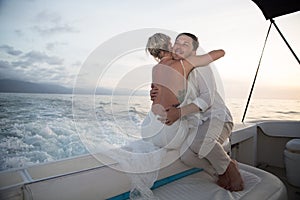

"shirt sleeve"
[190,67,216,112]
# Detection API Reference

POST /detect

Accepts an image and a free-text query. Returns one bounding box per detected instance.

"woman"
[141,33,225,150]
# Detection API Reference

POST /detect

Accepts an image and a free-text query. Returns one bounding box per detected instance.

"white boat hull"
[2,120,298,200]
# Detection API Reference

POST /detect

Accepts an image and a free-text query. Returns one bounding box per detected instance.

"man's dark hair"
[176,32,199,51]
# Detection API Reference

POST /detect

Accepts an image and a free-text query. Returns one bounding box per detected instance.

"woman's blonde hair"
[146,33,171,60]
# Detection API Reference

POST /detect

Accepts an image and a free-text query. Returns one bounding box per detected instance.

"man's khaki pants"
[180,118,233,177]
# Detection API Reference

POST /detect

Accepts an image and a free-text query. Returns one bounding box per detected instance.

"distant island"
[0,79,148,95]
[0,79,72,94]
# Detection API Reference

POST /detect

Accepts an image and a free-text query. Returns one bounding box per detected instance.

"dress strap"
[180,59,186,78]
[179,59,188,96]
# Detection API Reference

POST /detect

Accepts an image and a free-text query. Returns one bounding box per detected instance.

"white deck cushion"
[286,139,300,153]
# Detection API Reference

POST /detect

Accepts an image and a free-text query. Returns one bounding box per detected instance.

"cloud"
[22,50,64,65]
[0,48,67,84]
[0,45,23,56]
[14,29,24,37]
[46,41,67,51]
[35,10,61,24]
[0,58,73,86]
[32,24,78,36]
[71,61,82,67]
[0,42,78,87]
[0,60,11,69]
[32,10,78,36]
[10,60,35,69]
[0,60,23,80]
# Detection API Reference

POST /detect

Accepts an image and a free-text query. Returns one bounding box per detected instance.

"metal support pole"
[242,22,272,122]
[271,19,300,65]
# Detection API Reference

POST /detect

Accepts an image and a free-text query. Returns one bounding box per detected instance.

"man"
[151,33,244,191]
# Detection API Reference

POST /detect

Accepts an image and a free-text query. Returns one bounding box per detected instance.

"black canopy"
[252,0,300,19]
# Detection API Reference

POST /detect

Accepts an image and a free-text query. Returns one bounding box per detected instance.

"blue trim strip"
[107,168,203,200]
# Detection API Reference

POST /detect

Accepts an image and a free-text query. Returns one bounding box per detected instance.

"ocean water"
[0,93,299,171]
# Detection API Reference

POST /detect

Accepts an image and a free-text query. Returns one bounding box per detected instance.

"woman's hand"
[164,106,181,125]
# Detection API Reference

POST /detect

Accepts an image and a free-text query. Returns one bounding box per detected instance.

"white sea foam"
[0,93,299,171]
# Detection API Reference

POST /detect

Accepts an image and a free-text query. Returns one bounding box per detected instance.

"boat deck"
[258,164,300,200]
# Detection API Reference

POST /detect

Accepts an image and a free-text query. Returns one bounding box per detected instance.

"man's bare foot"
[217,159,244,192]
[217,170,231,190]
[228,160,244,191]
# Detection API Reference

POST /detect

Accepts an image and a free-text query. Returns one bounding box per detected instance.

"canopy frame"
[242,19,300,122]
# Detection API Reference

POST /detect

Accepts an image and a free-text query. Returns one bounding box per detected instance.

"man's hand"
[164,106,181,125]
[150,86,159,101]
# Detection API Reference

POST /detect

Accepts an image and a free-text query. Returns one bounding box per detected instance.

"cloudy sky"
[0,0,299,99]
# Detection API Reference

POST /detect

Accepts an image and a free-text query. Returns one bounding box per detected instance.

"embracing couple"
[141,32,244,192]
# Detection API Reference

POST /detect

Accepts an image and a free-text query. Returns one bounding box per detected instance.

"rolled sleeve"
[192,97,209,112]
